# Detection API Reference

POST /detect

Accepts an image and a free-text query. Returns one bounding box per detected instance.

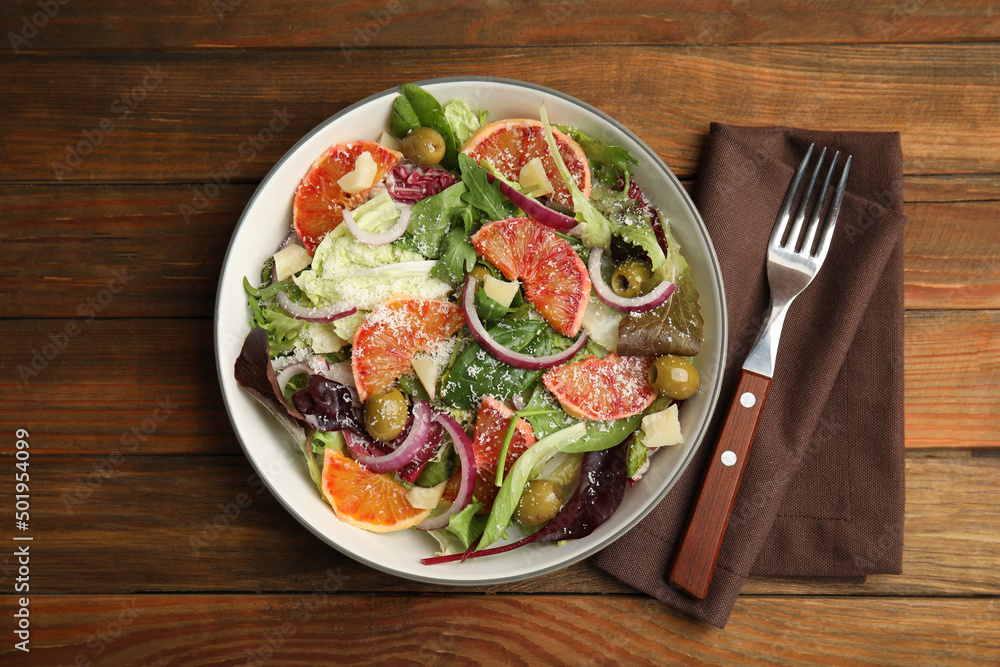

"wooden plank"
[904,310,1000,449]
[0,46,998,183]
[903,174,1000,203]
[3,0,997,51]
[1,183,997,319]
[904,200,1000,310]
[1,595,997,665]
[0,311,996,454]
[0,183,248,319]
[2,456,995,596]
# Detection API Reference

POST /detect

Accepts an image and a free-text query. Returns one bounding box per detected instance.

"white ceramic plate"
[215,77,727,585]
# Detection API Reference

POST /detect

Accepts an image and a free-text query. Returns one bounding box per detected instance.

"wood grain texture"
[3,0,998,51]
[1,46,998,183]
[1,594,997,665]
[904,310,1000,449]
[2,311,995,454]
[904,200,1000,309]
[2,457,995,597]
[1,183,996,319]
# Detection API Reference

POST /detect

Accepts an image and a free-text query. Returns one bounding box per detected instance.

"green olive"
[364,387,409,442]
[649,355,701,400]
[514,479,564,527]
[468,264,491,282]
[611,259,652,298]
[402,127,446,167]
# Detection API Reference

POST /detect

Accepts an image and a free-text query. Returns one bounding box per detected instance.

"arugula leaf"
[398,83,459,170]
[473,288,517,323]
[430,227,478,284]
[395,181,469,258]
[438,320,552,410]
[458,153,517,221]
[390,94,420,139]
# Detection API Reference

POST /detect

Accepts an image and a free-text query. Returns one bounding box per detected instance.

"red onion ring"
[276,362,315,397]
[342,206,411,246]
[460,276,588,370]
[416,410,477,531]
[587,247,676,313]
[487,173,578,232]
[349,399,433,474]
[274,291,358,322]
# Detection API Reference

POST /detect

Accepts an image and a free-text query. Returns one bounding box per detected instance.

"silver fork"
[668,144,852,600]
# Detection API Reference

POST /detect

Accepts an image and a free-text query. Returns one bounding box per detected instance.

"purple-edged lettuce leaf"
[234,327,320,486]
[617,220,704,357]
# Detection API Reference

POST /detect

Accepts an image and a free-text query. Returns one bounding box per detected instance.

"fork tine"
[784,147,827,249]
[769,143,815,248]
[801,150,840,254]
[813,154,852,263]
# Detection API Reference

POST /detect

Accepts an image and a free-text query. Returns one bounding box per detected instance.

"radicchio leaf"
[291,374,365,434]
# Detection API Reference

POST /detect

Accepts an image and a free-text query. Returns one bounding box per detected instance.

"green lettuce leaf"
[444,99,482,146]
[444,499,489,548]
[557,125,638,188]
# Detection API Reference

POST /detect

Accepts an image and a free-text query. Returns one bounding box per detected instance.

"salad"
[234,82,704,563]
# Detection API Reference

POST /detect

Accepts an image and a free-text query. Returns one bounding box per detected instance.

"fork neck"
[741,297,795,378]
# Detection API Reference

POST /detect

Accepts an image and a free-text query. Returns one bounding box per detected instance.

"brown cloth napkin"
[594,124,907,628]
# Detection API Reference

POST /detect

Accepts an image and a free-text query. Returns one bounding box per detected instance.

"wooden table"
[2,2,998,664]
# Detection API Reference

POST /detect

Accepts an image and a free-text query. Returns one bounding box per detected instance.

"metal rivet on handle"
[721,451,737,466]
[740,392,756,408]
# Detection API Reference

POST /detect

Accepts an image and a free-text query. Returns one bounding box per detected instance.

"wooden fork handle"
[668,369,772,600]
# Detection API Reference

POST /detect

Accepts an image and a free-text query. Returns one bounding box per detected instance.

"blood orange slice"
[542,354,658,420]
[293,140,402,254]
[461,119,590,209]
[470,396,536,511]
[320,447,431,533]
[471,217,590,337]
[352,296,464,403]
